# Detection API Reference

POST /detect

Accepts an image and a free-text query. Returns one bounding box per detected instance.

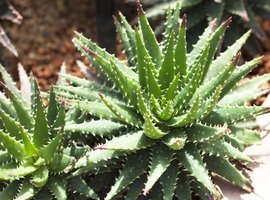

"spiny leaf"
[162,131,187,150]
[0,180,20,199]
[160,160,178,200]
[138,1,162,68]
[64,120,125,137]
[49,177,67,200]
[175,170,192,200]
[39,132,62,163]
[95,130,154,151]
[204,155,249,188]
[169,95,200,127]
[229,126,261,145]
[68,100,119,121]
[178,144,218,196]
[125,174,147,200]
[143,144,174,195]
[186,124,227,142]
[0,130,26,161]
[143,114,168,139]
[69,176,99,199]
[203,105,269,125]
[0,110,37,156]
[158,32,175,90]
[219,74,270,105]
[205,30,251,82]
[2,84,34,131]
[48,154,73,173]
[30,166,49,187]
[74,32,138,80]
[15,180,36,200]
[105,150,150,200]
[47,88,59,126]
[220,57,262,98]
[33,81,49,148]
[99,93,142,126]
[175,14,187,76]
[165,73,180,100]
[199,140,253,162]
[0,162,37,180]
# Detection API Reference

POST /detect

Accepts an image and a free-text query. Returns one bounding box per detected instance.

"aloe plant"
[128,0,270,55]
[54,2,270,199]
[0,65,99,199]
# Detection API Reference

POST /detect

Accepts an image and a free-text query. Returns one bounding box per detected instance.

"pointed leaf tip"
[136,0,144,16]
[222,17,232,28]
[181,14,187,29]
[232,52,241,66]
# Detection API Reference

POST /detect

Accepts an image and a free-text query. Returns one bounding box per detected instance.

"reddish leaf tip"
[232,52,241,66]
[222,17,232,28]
[181,14,187,29]
[136,0,144,16]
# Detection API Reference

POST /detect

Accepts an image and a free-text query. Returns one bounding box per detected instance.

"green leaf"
[49,177,67,200]
[47,88,59,126]
[229,126,261,145]
[138,2,162,68]
[160,160,178,200]
[175,14,187,76]
[15,180,36,200]
[158,32,175,90]
[0,130,26,161]
[143,114,168,139]
[125,174,147,200]
[178,144,217,196]
[219,74,270,105]
[165,73,180,100]
[205,30,251,82]
[69,176,98,199]
[74,32,137,80]
[105,150,150,200]
[31,166,49,187]
[119,12,137,67]
[186,124,226,142]
[33,81,49,148]
[39,132,62,163]
[199,140,253,162]
[203,105,268,125]
[169,95,200,127]
[69,100,119,121]
[4,86,33,131]
[48,154,73,173]
[205,156,249,188]
[64,120,125,137]
[135,29,161,97]
[95,130,154,151]
[100,93,142,127]
[0,162,37,180]
[220,57,262,98]
[144,144,174,195]
[175,170,192,200]
[0,180,20,199]
[0,64,22,99]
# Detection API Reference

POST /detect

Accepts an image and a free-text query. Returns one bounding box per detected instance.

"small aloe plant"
[55,2,269,200]
[0,65,99,199]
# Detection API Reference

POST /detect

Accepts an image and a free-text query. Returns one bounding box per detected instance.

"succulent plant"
[0,65,99,199]
[54,2,270,200]
[127,0,270,55]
